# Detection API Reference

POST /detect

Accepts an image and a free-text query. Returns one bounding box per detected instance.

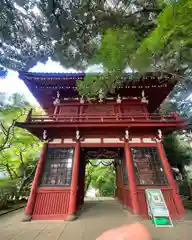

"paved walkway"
[0,197,192,240]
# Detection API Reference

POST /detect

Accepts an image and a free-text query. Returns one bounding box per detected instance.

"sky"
[0,58,103,106]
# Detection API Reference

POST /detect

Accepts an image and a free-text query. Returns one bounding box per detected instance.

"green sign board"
[145,189,173,227]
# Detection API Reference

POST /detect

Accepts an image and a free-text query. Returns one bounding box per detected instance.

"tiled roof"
[19,71,178,80]
[19,71,85,79]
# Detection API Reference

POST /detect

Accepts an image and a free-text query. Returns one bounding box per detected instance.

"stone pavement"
[0,197,192,240]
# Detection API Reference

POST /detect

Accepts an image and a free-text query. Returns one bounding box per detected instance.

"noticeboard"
[145,189,173,227]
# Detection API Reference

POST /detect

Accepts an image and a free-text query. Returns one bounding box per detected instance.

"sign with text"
[145,189,169,217]
[145,189,173,227]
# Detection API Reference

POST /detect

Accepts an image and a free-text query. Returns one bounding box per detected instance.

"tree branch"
[0,120,15,151]
[51,0,63,34]
[19,151,27,178]
[0,112,24,152]
[18,164,37,195]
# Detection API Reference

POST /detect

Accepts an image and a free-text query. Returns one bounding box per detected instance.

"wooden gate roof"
[19,71,178,113]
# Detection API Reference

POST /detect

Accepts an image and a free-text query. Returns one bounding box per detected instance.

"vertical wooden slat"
[33,189,70,218]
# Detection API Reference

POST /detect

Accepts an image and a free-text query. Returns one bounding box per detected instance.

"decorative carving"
[141,90,149,104]
[76,130,80,140]
[80,96,85,104]
[53,91,60,105]
[116,94,122,103]
[98,89,104,103]
[85,148,118,160]
[125,129,129,140]
[88,159,114,167]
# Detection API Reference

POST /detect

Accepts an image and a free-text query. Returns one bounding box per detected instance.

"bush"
[183,200,192,210]
[179,180,190,196]
[0,179,18,209]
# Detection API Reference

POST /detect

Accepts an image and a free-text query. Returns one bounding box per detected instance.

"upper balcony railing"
[25,110,185,125]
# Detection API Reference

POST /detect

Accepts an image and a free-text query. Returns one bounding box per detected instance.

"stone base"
[66,214,77,221]
[22,214,32,222]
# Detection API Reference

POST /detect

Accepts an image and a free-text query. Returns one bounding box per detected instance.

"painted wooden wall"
[55,100,147,116]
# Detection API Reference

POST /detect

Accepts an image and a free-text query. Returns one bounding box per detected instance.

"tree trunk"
[16,165,36,201]
[5,164,13,179]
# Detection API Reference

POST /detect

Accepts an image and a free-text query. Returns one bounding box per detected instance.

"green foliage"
[0,93,41,209]
[183,199,192,209]
[90,165,116,196]
[132,0,192,71]
[95,28,138,71]
[163,133,192,170]
[0,179,18,209]
[0,1,162,70]
[85,163,94,193]
[77,28,138,97]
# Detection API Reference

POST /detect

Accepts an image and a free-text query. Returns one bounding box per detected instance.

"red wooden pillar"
[124,141,139,214]
[119,164,125,204]
[66,140,80,220]
[80,160,86,204]
[23,143,47,221]
[157,142,185,215]
[116,164,123,202]
[115,163,118,199]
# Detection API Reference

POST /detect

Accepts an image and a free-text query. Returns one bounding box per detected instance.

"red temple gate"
[16,72,187,221]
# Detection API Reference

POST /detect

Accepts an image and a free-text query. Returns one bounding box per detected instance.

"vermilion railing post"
[30,112,184,125]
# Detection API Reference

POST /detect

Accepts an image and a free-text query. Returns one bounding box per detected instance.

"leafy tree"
[84,163,94,194]
[77,28,139,98]
[163,133,191,175]
[0,93,29,152]
[132,0,192,73]
[0,0,163,71]
[2,1,191,98]
[90,165,116,196]
[0,93,41,206]
[163,133,192,199]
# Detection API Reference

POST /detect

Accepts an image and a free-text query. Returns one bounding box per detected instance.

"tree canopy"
[1,1,192,97]
[0,0,164,71]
